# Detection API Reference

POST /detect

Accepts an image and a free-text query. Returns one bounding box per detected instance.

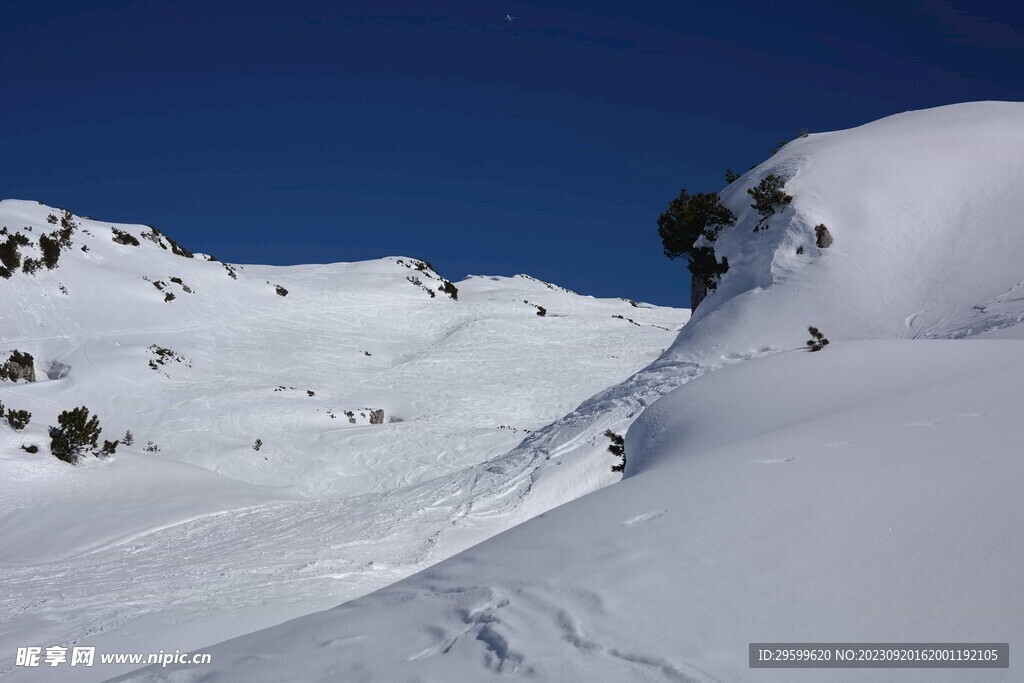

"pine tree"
[605,429,626,473]
[657,189,735,297]
[49,406,102,464]
[39,232,64,269]
[6,409,31,431]
[806,326,830,352]
[747,174,792,231]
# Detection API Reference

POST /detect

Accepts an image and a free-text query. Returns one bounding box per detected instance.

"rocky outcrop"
[47,361,71,380]
[369,409,385,425]
[1,350,35,382]
[815,224,833,249]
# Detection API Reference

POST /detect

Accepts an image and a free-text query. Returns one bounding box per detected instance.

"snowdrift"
[110,102,1024,682]
[114,341,1024,683]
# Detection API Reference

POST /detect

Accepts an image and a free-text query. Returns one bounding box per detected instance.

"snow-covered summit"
[670,101,1024,366]
[0,197,686,682]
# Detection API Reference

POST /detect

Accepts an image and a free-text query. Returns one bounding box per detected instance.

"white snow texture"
[3,101,1024,682]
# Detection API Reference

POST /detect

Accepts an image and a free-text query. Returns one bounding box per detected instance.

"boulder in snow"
[0,350,35,382]
[815,223,833,248]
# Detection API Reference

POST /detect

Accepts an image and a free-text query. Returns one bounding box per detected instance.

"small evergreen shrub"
[59,210,77,231]
[253,438,263,451]
[535,306,547,317]
[439,280,459,300]
[275,284,289,297]
[140,225,193,257]
[123,430,135,446]
[140,228,167,249]
[725,168,741,184]
[0,232,30,278]
[144,441,161,452]
[148,345,191,369]
[164,292,176,303]
[49,406,103,464]
[111,228,140,246]
[7,409,31,430]
[748,174,792,232]
[99,439,119,457]
[605,429,626,473]
[38,233,62,269]
[806,326,830,352]
[1,350,35,382]
[796,245,805,255]
[163,233,193,258]
[22,258,42,275]
[55,211,76,247]
[21,444,39,454]
[46,214,58,224]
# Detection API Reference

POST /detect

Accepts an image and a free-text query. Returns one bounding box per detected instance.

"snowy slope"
[0,199,685,682]
[110,102,1024,682]
[112,340,1024,683]
[675,100,1024,358]
[461,100,1024,527]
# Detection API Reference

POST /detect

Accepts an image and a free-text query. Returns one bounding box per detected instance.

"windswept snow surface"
[111,102,1024,682]
[0,199,685,682]
[113,341,1024,683]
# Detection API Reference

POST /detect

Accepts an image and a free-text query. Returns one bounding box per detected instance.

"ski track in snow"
[0,202,688,683]
[0,355,702,683]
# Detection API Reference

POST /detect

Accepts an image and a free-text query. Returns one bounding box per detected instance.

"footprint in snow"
[623,510,666,526]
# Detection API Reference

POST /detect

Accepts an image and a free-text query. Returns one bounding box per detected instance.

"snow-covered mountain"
[106,102,1024,682]
[0,199,685,682]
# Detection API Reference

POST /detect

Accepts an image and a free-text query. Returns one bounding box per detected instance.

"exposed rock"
[0,350,35,382]
[47,361,71,380]
[369,409,385,425]
[815,223,833,249]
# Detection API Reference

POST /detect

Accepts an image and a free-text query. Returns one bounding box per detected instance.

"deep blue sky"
[3,1,1023,306]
